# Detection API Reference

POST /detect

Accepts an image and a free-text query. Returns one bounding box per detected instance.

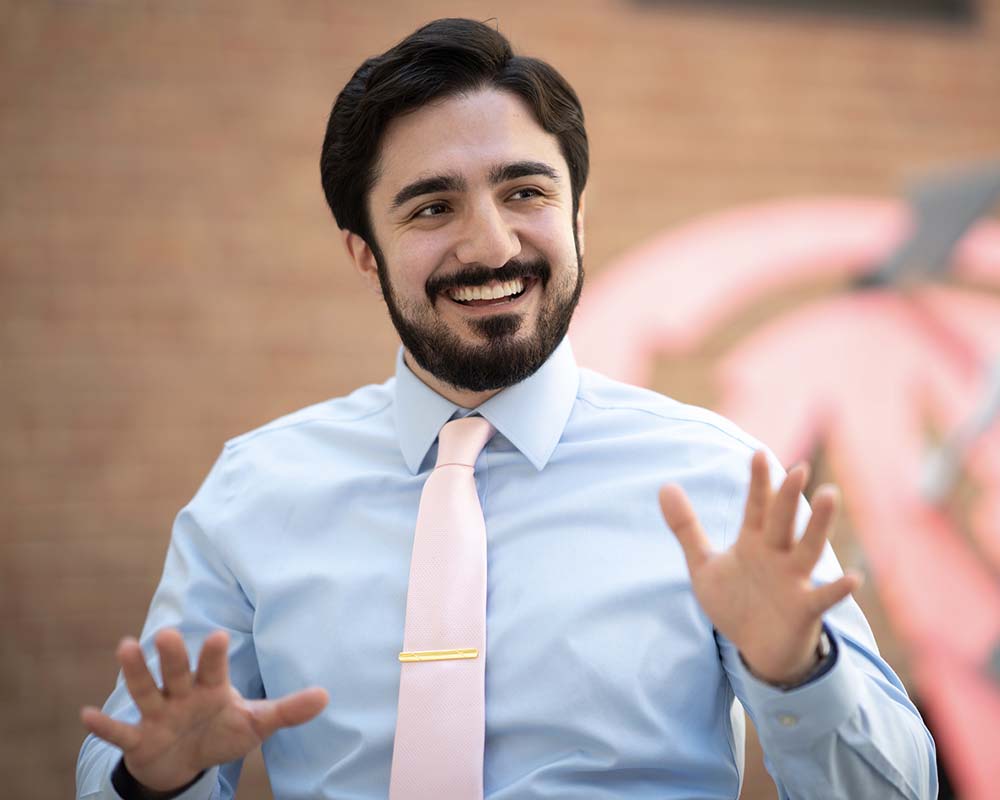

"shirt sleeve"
[714,449,938,799]
[718,500,937,800]
[721,610,937,800]
[76,447,258,800]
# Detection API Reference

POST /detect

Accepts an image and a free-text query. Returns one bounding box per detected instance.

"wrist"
[741,629,832,690]
[113,757,204,800]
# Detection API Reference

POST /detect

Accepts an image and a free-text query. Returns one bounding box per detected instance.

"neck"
[402,350,503,409]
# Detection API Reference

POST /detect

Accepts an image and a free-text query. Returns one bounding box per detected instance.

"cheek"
[531,230,579,282]
[522,207,577,258]
[389,235,449,294]
[398,231,449,286]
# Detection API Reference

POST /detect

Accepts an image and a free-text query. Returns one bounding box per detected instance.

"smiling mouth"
[445,277,533,307]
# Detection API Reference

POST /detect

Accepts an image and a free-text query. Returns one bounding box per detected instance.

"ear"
[342,230,383,297]
[574,191,586,260]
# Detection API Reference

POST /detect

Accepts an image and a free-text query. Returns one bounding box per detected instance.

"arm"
[660,451,937,800]
[76,450,327,800]
[720,607,936,799]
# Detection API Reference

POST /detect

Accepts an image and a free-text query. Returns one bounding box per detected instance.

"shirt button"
[778,714,799,727]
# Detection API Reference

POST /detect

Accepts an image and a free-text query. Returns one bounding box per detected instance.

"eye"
[509,187,543,201]
[413,202,450,219]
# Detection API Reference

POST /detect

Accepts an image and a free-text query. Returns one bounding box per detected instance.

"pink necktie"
[390,416,496,800]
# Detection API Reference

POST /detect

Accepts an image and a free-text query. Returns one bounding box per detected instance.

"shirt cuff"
[109,757,217,800]
[735,627,862,751]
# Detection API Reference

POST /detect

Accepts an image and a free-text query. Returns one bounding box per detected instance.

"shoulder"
[574,367,763,456]
[209,378,399,492]
[176,376,400,554]
[568,368,772,548]
[223,378,394,452]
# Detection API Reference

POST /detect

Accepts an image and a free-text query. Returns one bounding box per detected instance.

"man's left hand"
[659,451,861,686]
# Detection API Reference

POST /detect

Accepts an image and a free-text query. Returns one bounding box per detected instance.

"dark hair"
[319,18,589,249]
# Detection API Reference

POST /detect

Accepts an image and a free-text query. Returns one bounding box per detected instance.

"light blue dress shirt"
[78,339,936,800]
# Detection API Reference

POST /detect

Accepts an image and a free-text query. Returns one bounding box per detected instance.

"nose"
[454,200,521,268]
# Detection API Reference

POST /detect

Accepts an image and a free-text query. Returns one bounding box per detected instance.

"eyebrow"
[488,160,561,185]
[389,160,561,211]
[390,174,466,211]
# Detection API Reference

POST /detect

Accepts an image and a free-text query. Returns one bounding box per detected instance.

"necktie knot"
[435,416,496,468]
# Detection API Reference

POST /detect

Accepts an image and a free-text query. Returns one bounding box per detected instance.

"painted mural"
[571,188,1000,800]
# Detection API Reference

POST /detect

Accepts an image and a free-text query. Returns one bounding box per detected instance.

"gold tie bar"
[398,648,479,663]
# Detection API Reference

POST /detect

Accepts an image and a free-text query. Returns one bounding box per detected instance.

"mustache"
[425,258,551,302]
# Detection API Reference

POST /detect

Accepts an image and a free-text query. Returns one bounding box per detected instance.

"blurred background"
[2,0,998,797]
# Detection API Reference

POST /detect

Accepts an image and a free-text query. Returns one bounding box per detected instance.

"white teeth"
[449,278,525,303]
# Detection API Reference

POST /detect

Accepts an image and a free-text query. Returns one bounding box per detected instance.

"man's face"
[362,88,584,393]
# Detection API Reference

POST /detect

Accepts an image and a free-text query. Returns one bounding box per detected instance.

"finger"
[794,485,839,572]
[741,451,772,534]
[195,630,230,689]
[808,572,863,616]
[659,484,713,572]
[80,706,141,751]
[156,629,194,700]
[246,687,329,739]
[764,463,808,550]
[117,637,165,716]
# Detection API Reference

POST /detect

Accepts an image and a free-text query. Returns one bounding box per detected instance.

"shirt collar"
[393,338,579,474]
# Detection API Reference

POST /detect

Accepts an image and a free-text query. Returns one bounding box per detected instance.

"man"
[78,18,937,800]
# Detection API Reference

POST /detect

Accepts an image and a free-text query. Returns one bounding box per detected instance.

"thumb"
[659,484,713,572]
[246,687,329,739]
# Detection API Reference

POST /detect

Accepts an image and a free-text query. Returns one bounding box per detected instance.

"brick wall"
[3,1,998,797]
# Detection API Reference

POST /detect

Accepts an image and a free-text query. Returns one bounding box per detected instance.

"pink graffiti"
[571,198,1000,800]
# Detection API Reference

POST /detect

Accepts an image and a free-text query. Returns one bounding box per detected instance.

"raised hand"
[80,628,328,793]
[659,451,861,686]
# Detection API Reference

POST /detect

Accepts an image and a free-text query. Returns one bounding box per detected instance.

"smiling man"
[77,18,937,800]
[344,86,585,404]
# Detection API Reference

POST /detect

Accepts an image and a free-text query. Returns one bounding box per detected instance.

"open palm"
[660,451,860,685]
[80,628,328,793]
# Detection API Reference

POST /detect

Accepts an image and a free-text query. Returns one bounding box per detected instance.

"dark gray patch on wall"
[636,0,977,24]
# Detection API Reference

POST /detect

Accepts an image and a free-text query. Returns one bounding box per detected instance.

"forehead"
[372,88,568,199]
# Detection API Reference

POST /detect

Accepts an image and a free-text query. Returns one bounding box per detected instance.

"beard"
[372,234,583,394]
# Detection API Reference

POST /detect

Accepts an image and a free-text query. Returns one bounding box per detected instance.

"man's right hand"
[80,628,329,793]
